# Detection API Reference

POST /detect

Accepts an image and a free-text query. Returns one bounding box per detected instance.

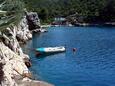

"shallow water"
[23,26,115,86]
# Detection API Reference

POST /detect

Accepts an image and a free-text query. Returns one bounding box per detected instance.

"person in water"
[72,48,77,52]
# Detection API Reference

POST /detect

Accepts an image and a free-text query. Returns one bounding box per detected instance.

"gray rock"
[26,12,41,30]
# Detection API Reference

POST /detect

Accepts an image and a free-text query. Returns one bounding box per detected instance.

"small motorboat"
[32,28,48,33]
[36,46,66,53]
[38,29,48,32]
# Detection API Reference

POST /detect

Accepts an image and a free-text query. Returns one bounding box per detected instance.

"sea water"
[23,26,115,86]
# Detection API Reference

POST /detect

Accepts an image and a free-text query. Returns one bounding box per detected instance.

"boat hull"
[36,46,66,53]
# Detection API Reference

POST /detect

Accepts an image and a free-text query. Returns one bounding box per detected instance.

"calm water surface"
[23,26,115,86]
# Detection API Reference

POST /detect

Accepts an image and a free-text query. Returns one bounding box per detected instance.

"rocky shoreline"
[0,12,53,86]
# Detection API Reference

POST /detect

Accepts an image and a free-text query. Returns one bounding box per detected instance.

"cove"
[23,26,115,86]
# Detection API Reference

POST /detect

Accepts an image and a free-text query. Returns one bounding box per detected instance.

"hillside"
[24,0,115,23]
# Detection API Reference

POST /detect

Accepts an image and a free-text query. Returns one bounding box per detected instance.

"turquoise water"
[24,26,115,86]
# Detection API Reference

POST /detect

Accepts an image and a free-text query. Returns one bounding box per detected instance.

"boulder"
[26,12,41,30]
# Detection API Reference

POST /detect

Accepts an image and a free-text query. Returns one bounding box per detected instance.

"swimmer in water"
[73,48,77,52]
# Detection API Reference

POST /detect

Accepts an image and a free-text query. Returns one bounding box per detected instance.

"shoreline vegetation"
[71,22,115,27]
[24,0,115,25]
[41,22,115,28]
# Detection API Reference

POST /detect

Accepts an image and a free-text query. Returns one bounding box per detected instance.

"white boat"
[32,28,48,33]
[36,46,66,53]
[38,28,48,32]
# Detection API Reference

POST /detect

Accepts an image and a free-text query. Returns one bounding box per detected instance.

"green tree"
[99,0,115,22]
[39,8,49,23]
[24,0,115,23]
[0,0,25,31]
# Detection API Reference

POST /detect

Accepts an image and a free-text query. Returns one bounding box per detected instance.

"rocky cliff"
[0,12,53,86]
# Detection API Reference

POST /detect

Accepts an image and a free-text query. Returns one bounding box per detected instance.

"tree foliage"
[24,0,115,23]
[0,0,25,31]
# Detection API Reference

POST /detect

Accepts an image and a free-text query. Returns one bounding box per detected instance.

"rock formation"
[0,13,53,86]
[26,12,41,30]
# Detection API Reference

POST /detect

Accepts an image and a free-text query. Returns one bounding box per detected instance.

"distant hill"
[24,0,115,23]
